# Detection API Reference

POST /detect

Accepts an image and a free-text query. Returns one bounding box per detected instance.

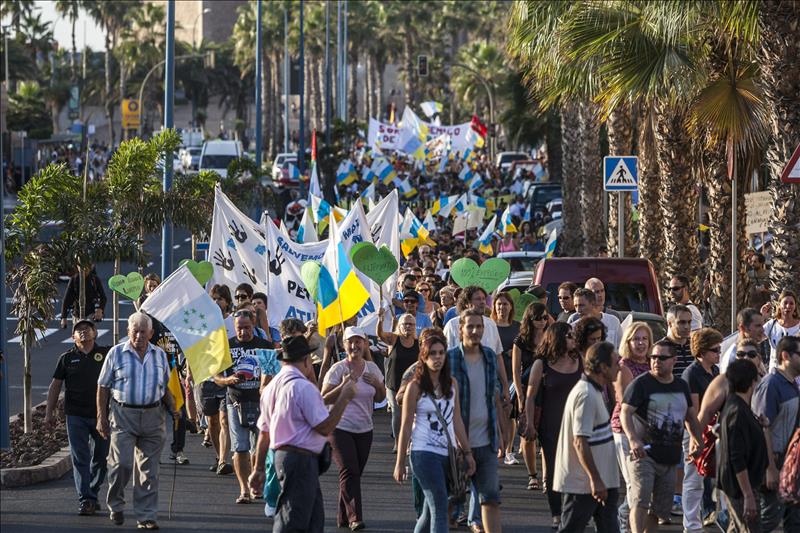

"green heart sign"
[301,261,322,303]
[506,289,539,321]
[349,242,372,262]
[450,257,511,293]
[179,259,214,286]
[351,243,399,286]
[108,272,145,300]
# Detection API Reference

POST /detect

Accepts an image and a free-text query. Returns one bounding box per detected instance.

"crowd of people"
[44,229,800,532]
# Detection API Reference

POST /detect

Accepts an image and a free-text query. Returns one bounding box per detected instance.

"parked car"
[532,257,664,319]
[272,153,296,180]
[495,151,530,172]
[497,251,545,274]
[526,183,562,221]
[199,140,244,178]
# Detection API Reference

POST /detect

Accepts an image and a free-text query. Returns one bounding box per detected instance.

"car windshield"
[507,257,540,272]
[201,155,237,169]
[189,148,201,155]
[532,187,562,206]
[545,281,650,316]
[501,153,527,164]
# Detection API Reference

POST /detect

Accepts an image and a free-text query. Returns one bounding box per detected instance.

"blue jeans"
[472,445,501,505]
[410,451,450,533]
[65,414,109,503]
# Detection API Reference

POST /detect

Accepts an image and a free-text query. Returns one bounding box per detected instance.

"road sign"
[780,143,800,183]
[745,191,772,234]
[603,156,638,191]
[121,98,141,129]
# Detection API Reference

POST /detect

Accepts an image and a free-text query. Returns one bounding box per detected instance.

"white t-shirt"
[553,376,620,494]
[567,312,622,348]
[764,319,800,371]
[443,315,503,354]
[410,393,456,457]
[686,303,703,331]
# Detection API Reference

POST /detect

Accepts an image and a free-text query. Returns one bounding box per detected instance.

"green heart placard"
[108,272,145,300]
[349,242,372,262]
[351,243,399,286]
[301,261,322,303]
[450,257,510,293]
[506,289,539,321]
[180,259,214,285]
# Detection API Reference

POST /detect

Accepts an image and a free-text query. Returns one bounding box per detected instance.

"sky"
[3,1,106,51]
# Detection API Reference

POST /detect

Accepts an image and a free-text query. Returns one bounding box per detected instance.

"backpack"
[778,409,800,505]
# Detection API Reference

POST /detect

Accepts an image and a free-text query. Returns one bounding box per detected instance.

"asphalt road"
[0,410,681,532]
[3,227,194,417]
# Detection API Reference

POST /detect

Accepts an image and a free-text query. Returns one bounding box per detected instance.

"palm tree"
[54,0,81,80]
[759,1,800,295]
[0,0,34,37]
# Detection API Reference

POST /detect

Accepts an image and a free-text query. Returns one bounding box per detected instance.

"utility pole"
[255,0,263,167]
[336,1,342,121]
[298,0,305,174]
[161,0,175,280]
[283,8,289,154]
[0,23,9,451]
[342,0,348,123]
[324,0,331,144]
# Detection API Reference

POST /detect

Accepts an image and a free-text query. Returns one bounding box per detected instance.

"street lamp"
[192,7,212,49]
[451,62,495,162]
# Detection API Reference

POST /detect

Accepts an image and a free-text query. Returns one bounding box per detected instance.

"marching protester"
[584,278,621,321]
[60,265,107,328]
[620,340,705,533]
[249,335,359,533]
[449,309,507,533]
[719,308,767,374]
[490,292,521,465]
[393,329,476,533]
[611,321,653,533]
[511,302,548,489]
[322,326,386,530]
[377,309,420,451]
[668,275,703,331]
[96,312,180,529]
[524,321,581,529]
[215,309,274,504]
[567,288,621,347]
[761,289,800,371]
[553,341,621,532]
[556,282,578,322]
[45,319,110,516]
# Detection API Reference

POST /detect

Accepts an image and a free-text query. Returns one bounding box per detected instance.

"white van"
[199,140,243,178]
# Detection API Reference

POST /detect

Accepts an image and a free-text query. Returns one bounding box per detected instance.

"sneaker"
[109,511,124,526]
[657,517,672,526]
[702,510,717,527]
[78,500,96,516]
[671,496,683,516]
[216,462,233,475]
[176,452,189,465]
[503,452,519,465]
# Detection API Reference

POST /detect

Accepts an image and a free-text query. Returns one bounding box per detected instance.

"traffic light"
[488,123,496,137]
[418,55,428,77]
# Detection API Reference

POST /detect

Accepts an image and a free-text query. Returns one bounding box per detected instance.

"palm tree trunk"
[263,50,272,159]
[579,101,604,256]
[403,33,414,108]
[375,56,385,121]
[112,256,120,343]
[759,0,800,295]
[119,59,126,140]
[365,53,373,120]
[606,102,636,256]
[559,102,582,256]
[545,108,562,183]
[348,51,358,121]
[70,17,77,80]
[655,103,700,295]
[23,328,32,433]
[104,34,116,146]
[272,52,282,154]
[637,107,662,270]
[314,56,323,130]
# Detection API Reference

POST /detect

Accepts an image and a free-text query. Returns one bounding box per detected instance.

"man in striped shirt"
[553,341,621,532]
[97,312,180,530]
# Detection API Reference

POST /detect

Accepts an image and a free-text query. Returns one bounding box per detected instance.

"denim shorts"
[472,445,501,505]
[227,402,258,453]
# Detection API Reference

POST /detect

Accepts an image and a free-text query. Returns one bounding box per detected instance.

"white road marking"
[8,328,60,344]
[62,329,109,343]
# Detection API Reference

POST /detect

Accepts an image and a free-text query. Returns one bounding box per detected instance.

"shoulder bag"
[778,405,800,505]
[431,395,470,505]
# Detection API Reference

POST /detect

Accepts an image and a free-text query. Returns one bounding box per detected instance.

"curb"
[1,398,72,488]
[0,444,72,488]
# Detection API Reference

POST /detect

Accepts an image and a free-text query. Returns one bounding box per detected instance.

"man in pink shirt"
[249,335,357,533]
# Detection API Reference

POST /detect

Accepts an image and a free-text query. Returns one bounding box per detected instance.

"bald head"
[585,278,606,309]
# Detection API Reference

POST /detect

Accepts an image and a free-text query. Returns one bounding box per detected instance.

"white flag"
[297,208,317,243]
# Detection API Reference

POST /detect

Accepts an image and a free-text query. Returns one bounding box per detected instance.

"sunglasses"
[648,354,676,361]
[235,294,249,300]
[418,287,431,292]
[708,346,722,353]
[233,310,253,318]
[736,350,759,359]
[669,285,686,292]
[533,316,547,321]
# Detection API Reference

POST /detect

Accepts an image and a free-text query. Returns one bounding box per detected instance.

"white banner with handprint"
[208,187,269,298]
[264,217,327,327]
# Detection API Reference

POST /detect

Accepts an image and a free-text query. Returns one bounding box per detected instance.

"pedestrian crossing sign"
[603,156,638,191]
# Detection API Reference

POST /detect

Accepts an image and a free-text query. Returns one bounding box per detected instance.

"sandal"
[527,474,540,491]
[551,516,561,530]
[236,494,252,504]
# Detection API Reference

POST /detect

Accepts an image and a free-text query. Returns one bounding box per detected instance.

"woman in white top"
[761,289,800,370]
[394,329,475,533]
[322,326,386,530]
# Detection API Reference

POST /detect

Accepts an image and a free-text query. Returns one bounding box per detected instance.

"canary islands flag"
[297,208,317,243]
[545,228,558,258]
[316,215,370,333]
[336,160,357,186]
[477,215,497,255]
[500,206,517,234]
[420,101,443,118]
[141,266,232,384]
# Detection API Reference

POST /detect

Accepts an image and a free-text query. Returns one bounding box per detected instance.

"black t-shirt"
[658,337,693,379]
[623,372,692,465]
[386,339,419,390]
[224,336,273,403]
[53,344,110,418]
[681,361,718,407]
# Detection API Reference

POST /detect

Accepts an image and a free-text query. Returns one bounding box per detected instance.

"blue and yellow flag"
[500,206,517,234]
[477,215,497,256]
[336,160,357,186]
[316,216,371,333]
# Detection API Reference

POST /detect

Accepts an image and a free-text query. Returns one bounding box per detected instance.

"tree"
[54,0,81,79]
[8,81,53,139]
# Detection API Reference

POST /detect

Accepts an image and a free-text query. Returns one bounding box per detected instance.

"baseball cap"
[344,326,367,341]
[525,284,547,299]
[402,289,420,301]
[72,319,96,332]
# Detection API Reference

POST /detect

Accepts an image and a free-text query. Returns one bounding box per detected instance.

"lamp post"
[254,0,262,167]
[283,8,289,153]
[298,0,305,174]
[0,23,11,450]
[192,7,211,49]
[451,62,495,161]
[324,0,331,144]
[162,0,175,280]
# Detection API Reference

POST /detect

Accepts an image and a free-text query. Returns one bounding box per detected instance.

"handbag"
[318,441,333,475]
[778,409,800,505]
[235,400,260,428]
[432,396,470,505]
[692,414,718,477]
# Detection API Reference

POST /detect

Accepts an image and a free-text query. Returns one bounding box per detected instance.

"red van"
[533,257,664,318]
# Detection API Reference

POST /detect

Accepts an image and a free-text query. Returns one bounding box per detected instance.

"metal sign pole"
[618,191,624,257]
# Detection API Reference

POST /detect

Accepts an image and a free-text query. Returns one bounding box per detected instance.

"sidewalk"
[0,410,654,532]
